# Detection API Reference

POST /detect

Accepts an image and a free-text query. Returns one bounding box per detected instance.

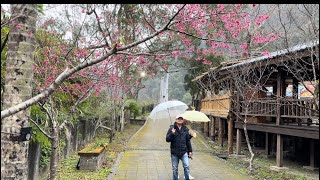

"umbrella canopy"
[149,100,188,122]
[180,110,210,122]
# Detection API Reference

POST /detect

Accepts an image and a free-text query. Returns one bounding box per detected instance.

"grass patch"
[201,135,318,180]
[57,124,142,180]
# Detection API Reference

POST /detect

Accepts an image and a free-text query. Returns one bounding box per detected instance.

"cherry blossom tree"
[1,4,278,178]
[1,4,277,119]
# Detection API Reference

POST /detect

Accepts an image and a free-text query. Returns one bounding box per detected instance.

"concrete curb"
[107,118,149,180]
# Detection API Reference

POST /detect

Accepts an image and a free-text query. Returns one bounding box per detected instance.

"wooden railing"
[200,93,231,118]
[201,95,318,124]
[241,98,277,116]
[240,98,318,119]
[282,98,318,118]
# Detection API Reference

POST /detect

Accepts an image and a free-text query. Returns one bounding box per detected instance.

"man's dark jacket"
[166,122,192,158]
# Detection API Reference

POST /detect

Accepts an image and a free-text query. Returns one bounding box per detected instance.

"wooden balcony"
[200,93,231,119]
[235,121,319,139]
[201,96,318,125]
[240,98,318,117]
[282,98,318,119]
[239,98,319,125]
[240,98,277,117]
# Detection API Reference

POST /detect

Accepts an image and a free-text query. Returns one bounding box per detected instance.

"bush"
[125,99,142,119]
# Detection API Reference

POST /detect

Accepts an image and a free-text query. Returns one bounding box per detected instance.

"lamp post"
[159,70,169,103]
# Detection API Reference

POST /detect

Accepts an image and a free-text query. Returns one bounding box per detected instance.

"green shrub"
[125,99,141,119]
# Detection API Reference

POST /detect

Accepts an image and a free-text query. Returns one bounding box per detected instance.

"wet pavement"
[109,118,250,180]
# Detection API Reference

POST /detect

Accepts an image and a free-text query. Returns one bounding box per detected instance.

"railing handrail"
[201,97,318,118]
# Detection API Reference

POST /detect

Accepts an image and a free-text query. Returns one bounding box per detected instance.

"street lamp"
[140,71,146,77]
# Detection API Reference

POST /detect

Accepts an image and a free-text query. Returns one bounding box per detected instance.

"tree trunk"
[1,4,37,179]
[243,111,255,173]
[120,101,125,132]
[50,126,59,180]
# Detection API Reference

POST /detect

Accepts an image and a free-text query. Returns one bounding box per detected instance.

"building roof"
[192,40,319,82]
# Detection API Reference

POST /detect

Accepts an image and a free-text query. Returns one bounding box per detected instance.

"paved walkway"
[110,118,249,180]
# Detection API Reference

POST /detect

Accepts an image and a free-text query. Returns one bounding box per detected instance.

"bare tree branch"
[30,118,53,139]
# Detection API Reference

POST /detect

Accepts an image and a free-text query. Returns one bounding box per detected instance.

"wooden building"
[193,41,319,170]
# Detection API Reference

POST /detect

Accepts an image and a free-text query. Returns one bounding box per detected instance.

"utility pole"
[159,70,169,103]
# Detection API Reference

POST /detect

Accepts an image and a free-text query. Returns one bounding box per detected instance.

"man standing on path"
[166,115,193,180]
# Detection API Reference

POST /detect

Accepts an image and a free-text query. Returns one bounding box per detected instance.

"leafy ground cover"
[202,136,319,180]
[57,124,143,180]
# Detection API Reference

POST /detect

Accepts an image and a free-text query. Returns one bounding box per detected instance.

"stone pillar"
[28,141,41,180]
[63,125,71,159]
[74,123,79,151]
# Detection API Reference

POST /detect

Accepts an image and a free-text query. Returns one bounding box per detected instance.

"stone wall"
[130,119,146,125]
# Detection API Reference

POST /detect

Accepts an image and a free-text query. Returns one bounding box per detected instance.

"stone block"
[302,166,319,171]
[78,146,106,171]
[270,165,289,171]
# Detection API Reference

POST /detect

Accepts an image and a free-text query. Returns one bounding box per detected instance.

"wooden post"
[228,115,234,154]
[207,122,210,137]
[209,116,214,140]
[265,132,269,156]
[276,69,285,167]
[276,69,283,125]
[235,91,240,122]
[252,131,256,148]
[211,116,216,141]
[271,134,276,155]
[310,139,315,168]
[292,77,300,125]
[235,90,242,155]
[236,129,242,155]
[218,117,223,147]
[292,78,298,99]
[204,121,209,137]
[276,134,283,167]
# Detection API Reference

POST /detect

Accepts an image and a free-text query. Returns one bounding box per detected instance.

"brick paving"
[110,118,250,180]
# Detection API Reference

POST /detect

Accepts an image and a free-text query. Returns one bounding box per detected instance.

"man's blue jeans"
[171,153,190,180]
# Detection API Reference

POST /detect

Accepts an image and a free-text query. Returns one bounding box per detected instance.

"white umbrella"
[149,100,188,123]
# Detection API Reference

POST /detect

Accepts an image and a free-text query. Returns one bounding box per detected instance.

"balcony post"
[236,129,242,155]
[204,121,209,137]
[276,134,284,167]
[276,69,285,125]
[210,116,215,141]
[265,132,269,156]
[218,117,224,147]
[310,139,315,168]
[234,91,240,122]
